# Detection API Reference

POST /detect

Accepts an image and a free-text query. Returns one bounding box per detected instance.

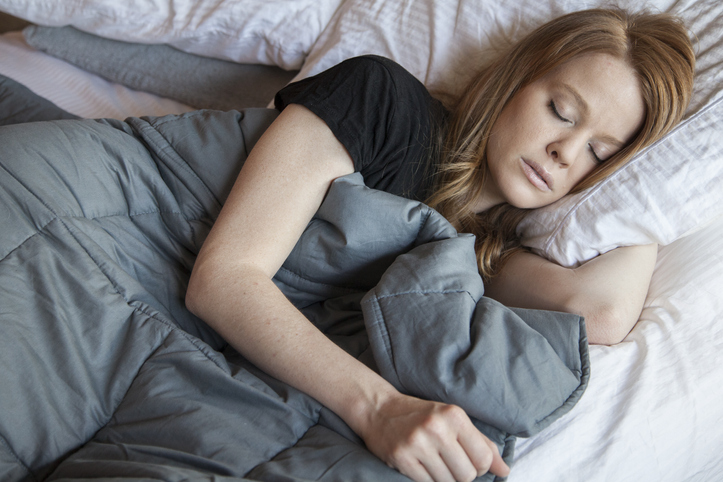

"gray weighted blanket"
[0,107,588,481]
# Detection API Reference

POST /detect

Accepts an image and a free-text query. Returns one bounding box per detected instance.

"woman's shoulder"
[275,55,433,112]
[273,55,446,201]
[333,55,433,101]
[337,55,417,80]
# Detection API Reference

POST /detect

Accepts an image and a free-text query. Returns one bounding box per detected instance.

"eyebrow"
[560,82,625,148]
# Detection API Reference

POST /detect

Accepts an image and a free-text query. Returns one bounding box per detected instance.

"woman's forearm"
[186,260,509,481]
[186,261,398,434]
[485,244,658,345]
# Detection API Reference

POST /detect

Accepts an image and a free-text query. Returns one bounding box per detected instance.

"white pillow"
[517,98,723,267]
[295,0,723,266]
[0,0,342,70]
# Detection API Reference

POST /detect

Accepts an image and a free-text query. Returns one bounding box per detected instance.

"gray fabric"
[0,108,588,481]
[23,25,298,110]
[0,73,77,125]
[0,12,30,34]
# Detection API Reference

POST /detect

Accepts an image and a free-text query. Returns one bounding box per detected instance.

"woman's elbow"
[185,258,220,319]
[584,303,639,346]
[185,266,206,318]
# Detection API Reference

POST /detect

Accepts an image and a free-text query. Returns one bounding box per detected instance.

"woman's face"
[479,52,645,211]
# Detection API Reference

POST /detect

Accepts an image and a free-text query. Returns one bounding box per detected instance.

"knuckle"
[476,449,494,472]
[441,404,467,426]
[459,466,478,482]
[386,446,409,470]
[406,425,428,446]
[420,414,446,437]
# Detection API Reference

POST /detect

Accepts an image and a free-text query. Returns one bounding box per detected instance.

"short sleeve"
[274,55,446,200]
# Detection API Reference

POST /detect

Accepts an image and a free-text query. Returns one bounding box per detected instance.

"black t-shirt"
[274,55,447,201]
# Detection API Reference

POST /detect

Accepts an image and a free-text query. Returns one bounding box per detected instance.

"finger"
[457,424,510,477]
[394,457,436,482]
[385,443,436,482]
[438,442,479,482]
[485,438,510,478]
[419,452,457,482]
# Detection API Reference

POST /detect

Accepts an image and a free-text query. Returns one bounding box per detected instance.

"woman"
[186,8,694,482]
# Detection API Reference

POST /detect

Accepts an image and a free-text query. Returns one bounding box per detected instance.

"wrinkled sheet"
[0,108,588,481]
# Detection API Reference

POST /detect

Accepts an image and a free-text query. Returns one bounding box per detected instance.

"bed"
[0,1,721,481]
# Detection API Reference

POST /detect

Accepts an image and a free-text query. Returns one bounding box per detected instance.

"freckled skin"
[479,53,646,212]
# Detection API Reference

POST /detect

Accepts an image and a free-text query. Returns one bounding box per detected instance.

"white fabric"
[0,0,342,70]
[296,0,723,266]
[518,98,723,267]
[0,32,193,119]
[511,214,723,482]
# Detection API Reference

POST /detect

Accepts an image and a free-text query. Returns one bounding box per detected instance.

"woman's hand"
[358,392,510,482]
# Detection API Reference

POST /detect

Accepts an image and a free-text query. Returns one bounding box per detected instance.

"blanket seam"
[76,209,184,220]
[0,211,213,362]
[124,117,216,243]
[0,432,34,481]
[275,266,370,294]
[0,156,197,263]
[0,229,45,264]
[525,314,590,435]
[0,158,62,263]
[128,301,229,371]
[364,293,406,393]
[128,115,220,208]
[53,215,229,373]
[242,420,325,479]
[0,209,194,266]
[373,289,478,304]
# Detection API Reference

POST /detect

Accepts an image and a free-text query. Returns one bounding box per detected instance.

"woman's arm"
[484,244,658,345]
[186,104,508,482]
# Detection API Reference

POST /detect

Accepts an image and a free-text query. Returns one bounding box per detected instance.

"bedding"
[518,96,723,266]
[6,0,723,263]
[0,107,587,481]
[0,74,78,125]
[0,30,193,119]
[291,0,723,266]
[22,25,298,112]
[0,0,342,70]
[1,0,722,481]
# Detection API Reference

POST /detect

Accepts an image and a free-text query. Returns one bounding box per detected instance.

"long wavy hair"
[426,8,695,281]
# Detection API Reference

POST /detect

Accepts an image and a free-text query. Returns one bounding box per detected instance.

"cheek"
[557,163,597,196]
[486,109,519,165]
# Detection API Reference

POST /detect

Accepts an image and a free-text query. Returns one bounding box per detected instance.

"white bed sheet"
[0,31,193,119]
[0,14,721,482]
[512,214,723,481]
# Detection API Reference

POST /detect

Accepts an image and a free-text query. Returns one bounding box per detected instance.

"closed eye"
[588,144,603,163]
[551,100,605,163]
[549,100,571,123]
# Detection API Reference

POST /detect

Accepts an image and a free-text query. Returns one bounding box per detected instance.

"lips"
[520,158,553,192]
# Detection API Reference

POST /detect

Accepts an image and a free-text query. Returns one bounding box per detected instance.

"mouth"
[520,158,553,192]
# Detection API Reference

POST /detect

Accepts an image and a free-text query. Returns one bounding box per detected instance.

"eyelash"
[548,100,604,163]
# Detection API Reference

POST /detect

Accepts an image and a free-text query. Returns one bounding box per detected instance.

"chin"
[505,193,546,210]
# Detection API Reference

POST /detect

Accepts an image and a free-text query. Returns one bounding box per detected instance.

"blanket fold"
[0,106,588,482]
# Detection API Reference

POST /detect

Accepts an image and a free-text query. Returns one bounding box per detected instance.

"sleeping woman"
[185,8,694,482]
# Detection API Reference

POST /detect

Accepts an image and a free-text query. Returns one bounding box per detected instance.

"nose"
[547,136,584,168]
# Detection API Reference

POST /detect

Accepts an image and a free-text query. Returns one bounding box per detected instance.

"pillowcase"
[0,0,342,70]
[23,26,298,111]
[517,98,723,267]
[294,0,723,266]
